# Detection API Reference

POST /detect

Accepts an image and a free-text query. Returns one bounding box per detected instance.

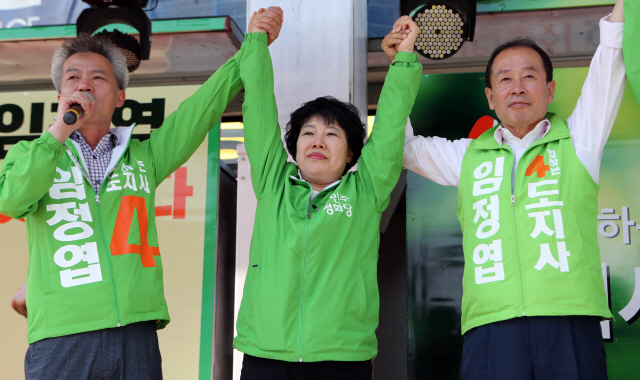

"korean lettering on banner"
[0,99,165,160]
[471,156,505,284]
[47,165,102,288]
[597,207,640,327]
[598,206,638,245]
[525,150,570,273]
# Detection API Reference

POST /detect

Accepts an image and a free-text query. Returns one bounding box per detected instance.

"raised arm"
[565,2,626,183]
[356,17,422,211]
[147,57,244,183]
[147,8,283,184]
[381,24,471,188]
[240,8,291,199]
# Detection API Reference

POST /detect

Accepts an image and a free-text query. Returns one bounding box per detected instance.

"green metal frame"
[477,0,615,13]
[199,124,221,380]
[0,17,229,41]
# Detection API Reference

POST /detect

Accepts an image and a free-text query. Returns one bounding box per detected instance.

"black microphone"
[63,93,93,125]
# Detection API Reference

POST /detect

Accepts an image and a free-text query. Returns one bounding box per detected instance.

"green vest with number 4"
[0,46,245,343]
[457,113,611,335]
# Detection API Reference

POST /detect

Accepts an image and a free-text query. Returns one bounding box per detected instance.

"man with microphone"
[0,7,283,379]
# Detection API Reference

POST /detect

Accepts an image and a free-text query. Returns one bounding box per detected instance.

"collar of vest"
[471,113,570,151]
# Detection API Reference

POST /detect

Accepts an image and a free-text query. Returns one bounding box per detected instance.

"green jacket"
[0,45,244,344]
[457,114,611,335]
[232,33,422,362]
[625,0,640,103]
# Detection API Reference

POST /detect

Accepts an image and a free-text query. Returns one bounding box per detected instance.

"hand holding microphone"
[48,91,95,144]
[63,92,93,125]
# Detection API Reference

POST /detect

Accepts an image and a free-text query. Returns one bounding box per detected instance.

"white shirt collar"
[292,170,342,190]
[493,119,551,146]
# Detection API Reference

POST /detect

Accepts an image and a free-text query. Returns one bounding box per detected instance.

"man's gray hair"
[51,33,129,93]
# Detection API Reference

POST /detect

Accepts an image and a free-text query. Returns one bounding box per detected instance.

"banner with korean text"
[0,85,219,380]
[406,68,640,379]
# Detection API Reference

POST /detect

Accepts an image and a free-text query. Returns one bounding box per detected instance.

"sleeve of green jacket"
[147,41,246,184]
[356,51,422,212]
[238,33,290,199]
[625,0,640,104]
[0,132,68,218]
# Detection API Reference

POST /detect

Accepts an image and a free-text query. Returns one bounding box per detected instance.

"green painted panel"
[0,24,76,40]
[477,0,615,13]
[151,18,227,34]
[0,17,228,41]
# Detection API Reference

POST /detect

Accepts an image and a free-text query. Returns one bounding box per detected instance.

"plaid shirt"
[69,130,119,193]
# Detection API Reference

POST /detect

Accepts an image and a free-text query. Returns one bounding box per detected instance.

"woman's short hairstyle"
[51,33,129,93]
[285,96,366,174]
[485,37,553,89]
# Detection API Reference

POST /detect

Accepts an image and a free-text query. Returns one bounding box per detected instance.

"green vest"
[457,114,611,334]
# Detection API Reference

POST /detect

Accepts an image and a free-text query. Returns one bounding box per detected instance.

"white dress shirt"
[403,15,626,187]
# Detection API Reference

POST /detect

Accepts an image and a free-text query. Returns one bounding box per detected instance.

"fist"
[394,16,420,54]
[381,16,421,61]
[249,6,284,46]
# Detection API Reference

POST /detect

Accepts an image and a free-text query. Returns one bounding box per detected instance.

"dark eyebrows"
[64,68,107,75]
[300,124,342,133]
[496,66,539,77]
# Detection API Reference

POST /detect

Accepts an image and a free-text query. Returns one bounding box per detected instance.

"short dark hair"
[485,38,553,89]
[285,96,366,174]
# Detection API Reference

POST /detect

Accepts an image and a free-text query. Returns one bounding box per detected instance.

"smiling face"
[59,52,125,129]
[296,115,354,190]
[485,46,555,135]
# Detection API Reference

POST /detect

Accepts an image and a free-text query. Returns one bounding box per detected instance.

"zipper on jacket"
[299,202,312,362]
[511,136,555,316]
[95,195,121,326]
[65,129,133,328]
[509,154,526,317]
[290,180,340,362]
[95,164,125,326]
[67,150,122,325]
[510,194,525,315]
